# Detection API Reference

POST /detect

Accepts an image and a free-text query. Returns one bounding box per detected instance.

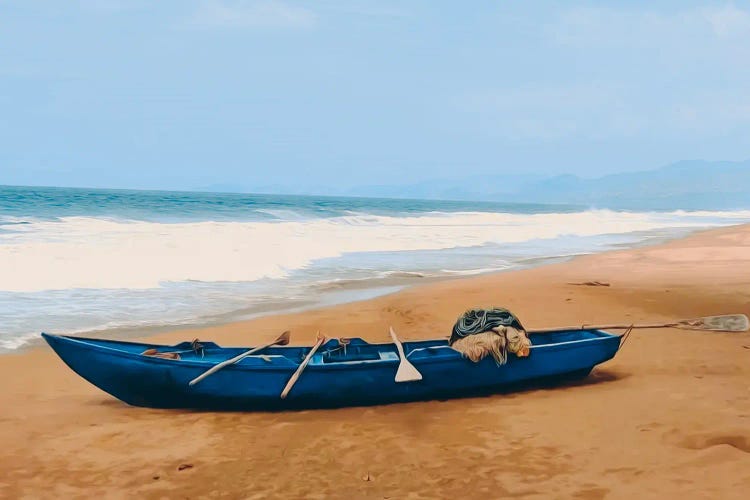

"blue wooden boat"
[42,330,622,410]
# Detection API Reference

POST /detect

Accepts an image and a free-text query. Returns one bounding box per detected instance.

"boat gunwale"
[41,330,622,371]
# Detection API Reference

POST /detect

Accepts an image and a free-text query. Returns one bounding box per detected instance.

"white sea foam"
[440,266,511,276]
[1,209,747,293]
[253,208,311,220]
[0,331,41,351]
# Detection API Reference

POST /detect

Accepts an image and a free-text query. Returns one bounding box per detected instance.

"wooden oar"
[389,326,423,383]
[189,331,290,386]
[281,332,326,399]
[530,314,749,334]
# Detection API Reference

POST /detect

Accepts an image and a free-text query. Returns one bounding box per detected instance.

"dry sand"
[1,225,749,499]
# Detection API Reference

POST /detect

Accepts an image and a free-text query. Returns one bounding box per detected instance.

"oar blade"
[694,314,749,332]
[395,360,423,383]
[277,330,291,345]
[389,326,423,383]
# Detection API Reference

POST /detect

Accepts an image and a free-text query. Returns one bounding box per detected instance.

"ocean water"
[1,185,749,352]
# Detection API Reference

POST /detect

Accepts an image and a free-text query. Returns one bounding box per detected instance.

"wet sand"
[1,225,749,499]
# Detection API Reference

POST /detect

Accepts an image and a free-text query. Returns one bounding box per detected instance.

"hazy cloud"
[706,4,750,37]
[457,82,750,141]
[454,4,750,141]
[316,1,409,19]
[550,4,750,47]
[457,83,642,140]
[186,0,316,29]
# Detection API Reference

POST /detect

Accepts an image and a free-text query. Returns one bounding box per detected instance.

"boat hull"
[42,330,622,410]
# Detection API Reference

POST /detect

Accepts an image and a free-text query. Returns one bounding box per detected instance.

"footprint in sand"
[660,427,750,468]
[676,433,750,453]
[573,485,610,499]
[604,466,644,477]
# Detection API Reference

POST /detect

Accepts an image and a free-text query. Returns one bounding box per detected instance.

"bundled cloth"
[450,308,531,365]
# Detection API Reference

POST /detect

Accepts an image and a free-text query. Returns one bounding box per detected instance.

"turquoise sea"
[1,185,749,352]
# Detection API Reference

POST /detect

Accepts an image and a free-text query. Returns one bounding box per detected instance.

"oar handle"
[189,331,290,387]
[390,327,407,357]
[529,315,747,334]
[528,323,676,334]
[280,335,326,399]
[189,343,269,386]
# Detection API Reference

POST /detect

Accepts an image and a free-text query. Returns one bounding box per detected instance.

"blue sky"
[1,1,749,192]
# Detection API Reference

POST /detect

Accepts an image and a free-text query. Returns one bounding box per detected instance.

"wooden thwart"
[189,331,290,386]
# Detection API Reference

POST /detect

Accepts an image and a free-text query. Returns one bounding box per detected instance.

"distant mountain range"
[344,160,750,210]
[197,159,750,210]
[517,160,750,210]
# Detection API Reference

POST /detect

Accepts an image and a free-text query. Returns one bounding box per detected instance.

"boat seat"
[322,347,381,363]
[378,351,399,361]
[407,346,457,359]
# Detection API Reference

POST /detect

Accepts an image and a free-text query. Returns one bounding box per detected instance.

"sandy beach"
[2,224,749,499]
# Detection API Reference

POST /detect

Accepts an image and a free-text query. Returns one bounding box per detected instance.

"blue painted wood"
[41,330,622,410]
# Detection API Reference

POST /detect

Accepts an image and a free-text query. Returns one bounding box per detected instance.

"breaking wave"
[1,209,747,293]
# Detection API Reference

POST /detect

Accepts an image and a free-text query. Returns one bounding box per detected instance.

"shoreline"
[2,223,749,498]
[137,222,750,347]
[3,223,718,355]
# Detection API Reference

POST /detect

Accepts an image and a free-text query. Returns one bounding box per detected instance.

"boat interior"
[53,329,616,365]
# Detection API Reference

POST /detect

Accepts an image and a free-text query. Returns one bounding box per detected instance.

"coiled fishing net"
[450,308,530,365]
[449,308,526,345]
